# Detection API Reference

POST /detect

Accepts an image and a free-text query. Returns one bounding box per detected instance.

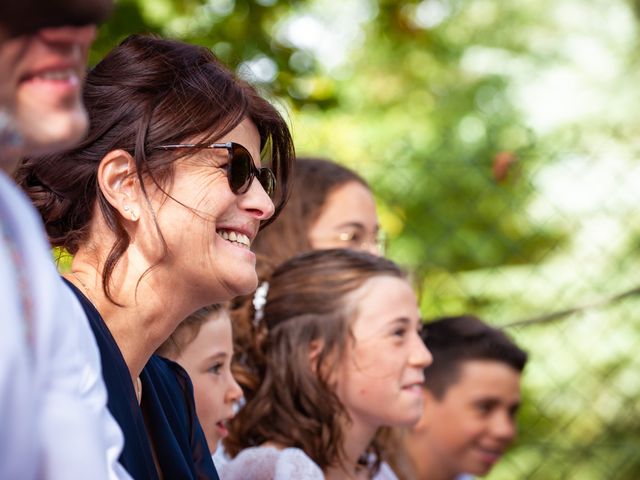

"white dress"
[220,446,324,480]
[0,173,129,479]
[220,445,400,480]
[373,461,400,480]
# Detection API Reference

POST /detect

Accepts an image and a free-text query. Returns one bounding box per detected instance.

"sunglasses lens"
[228,144,253,194]
[258,169,276,198]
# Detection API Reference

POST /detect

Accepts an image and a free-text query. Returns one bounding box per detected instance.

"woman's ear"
[97,149,141,222]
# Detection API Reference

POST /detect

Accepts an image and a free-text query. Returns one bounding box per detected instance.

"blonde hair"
[158,304,227,358]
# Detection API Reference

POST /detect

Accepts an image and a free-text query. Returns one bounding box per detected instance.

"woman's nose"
[240,178,276,221]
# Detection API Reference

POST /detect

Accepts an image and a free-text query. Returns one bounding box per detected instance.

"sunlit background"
[92,0,640,477]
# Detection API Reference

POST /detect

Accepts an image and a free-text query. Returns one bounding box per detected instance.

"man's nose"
[38,25,97,48]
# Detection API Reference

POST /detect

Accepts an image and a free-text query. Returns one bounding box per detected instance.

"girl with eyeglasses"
[254,157,384,273]
[16,34,294,479]
[222,249,432,480]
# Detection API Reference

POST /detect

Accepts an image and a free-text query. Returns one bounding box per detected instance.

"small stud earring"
[123,205,130,211]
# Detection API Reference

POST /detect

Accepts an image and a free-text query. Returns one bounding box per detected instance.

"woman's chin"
[217,272,258,301]
[235,273,259,297]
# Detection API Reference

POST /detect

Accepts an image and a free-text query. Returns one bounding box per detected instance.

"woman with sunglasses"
[16,34,294,479]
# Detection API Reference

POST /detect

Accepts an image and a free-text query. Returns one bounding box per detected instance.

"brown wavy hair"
[224,249,405,474]
[15,34,294,301]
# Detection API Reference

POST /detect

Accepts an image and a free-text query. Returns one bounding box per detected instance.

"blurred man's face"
[0,24,95,170]
[414,360,522,479]
[0,0,111,171]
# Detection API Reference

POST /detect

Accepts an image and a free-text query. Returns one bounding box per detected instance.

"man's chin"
[21,114,88,157]
[24,122,86,156]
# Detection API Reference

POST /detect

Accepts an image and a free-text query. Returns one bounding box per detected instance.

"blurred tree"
[346,2,560,272]
[91,0,318,104]
[284,0,568,308]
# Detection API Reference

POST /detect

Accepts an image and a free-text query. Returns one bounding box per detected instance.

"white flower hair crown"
[252,281,270,326]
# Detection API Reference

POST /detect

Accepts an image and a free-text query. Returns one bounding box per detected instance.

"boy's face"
[417,359,522,478]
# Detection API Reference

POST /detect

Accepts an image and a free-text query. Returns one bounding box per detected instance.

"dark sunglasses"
[155,142,276,198]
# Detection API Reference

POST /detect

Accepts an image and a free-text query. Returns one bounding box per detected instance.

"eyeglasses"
[312,229,387,256]
[336,229,387,255]
[155,142,276,198]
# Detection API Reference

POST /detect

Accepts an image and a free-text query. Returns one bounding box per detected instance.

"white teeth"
[217,230,251,248]
[37,69,76,81]
[237,233,250,246]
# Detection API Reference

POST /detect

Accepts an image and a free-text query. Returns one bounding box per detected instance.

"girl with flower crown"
[221,249,432,480]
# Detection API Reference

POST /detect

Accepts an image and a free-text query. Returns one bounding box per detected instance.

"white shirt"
[0,172,130,479]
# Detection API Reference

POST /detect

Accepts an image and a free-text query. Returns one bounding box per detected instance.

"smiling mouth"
[217,229,251,249]
[476,446,505,465]
[24,67,80,85]
[401,381,425,394]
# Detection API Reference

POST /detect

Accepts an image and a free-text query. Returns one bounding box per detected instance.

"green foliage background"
[92,0,640,478]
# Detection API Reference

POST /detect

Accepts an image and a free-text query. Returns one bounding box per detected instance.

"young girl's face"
[308,180,382,256]
[174,311,243,453]
[335,276,432,433]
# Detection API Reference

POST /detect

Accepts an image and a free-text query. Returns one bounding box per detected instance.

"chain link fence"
[377,147,640,479]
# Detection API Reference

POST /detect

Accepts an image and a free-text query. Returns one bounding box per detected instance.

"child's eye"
[475,401,495,415]
[393,328,407,338]
[208,363,223,375]
[348,232,365,245]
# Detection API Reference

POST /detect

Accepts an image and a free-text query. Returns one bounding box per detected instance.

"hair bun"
[23,170,71,220]
[15,166,80,250]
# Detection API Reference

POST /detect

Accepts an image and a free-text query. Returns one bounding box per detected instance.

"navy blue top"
[64,279,219,480]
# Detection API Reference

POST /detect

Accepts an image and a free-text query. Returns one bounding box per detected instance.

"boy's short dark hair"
[422,315,527,399]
